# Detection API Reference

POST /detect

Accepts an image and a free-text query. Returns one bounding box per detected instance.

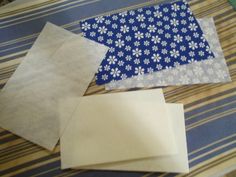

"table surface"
[0,0,236,176]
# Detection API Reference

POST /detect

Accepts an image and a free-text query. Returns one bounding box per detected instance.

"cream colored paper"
[0,22,108,150]
[82,104,189,173]
[60,89,177,169]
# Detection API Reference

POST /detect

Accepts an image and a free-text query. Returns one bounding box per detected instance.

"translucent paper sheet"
[105,18,231,90]
[60,89,178,169]
[0,23,108,150]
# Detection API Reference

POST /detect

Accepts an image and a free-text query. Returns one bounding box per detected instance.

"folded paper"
[80,0,215,85]
[80,104,189,173]
[60,89,177,169]
[105,18,231,90]
[0,22,108,150]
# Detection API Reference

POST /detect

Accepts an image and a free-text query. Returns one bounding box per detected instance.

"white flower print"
[135,31,144,40]
[198,50,205,56]
[189,23,197,31]
[163,7,169,13]
[109,47,115,53]
[147,67,154,73]
[92,23,98,29]
[185,35,191,41]
[121,74,127,80]
[172,28,178,33]
[117,51,124,57]
[107,31,113,36]
[145,32,151,38]
[90,31,96,37]
[120,18,126,23]
[180,12,186,17]
[115,39,125,48]
[134,41,140,47]
[180,45,186,51]
[81,22,91,31]
[164,24,170,30]
[144,40,150,46]
[112,15,118,20]
[135,67,144,75]
[125,45,131,51]
[140,23,146,28]
[129,18,135,24]
[170,49,180,58]
[104,65,110,71]
[152,45,158,51]
[125,65,132,71]
[95,16,105,23]
[171,3,180,11]
[118,60,124,66]
[144,58,150,65]
[125,36,132,41]
[193,32,199,38]
[102,74,108,80]
[165,33,171,39]
[161,41,167,46]
[162,49,168,54]
[136,14,146,22]
[189,41,198,50]
[106,39,113,45]
[164,57,171,63]
[170,43,177,49]
[146,10,151,15]
[116,33,122,38]
[181,28,187,33]
[132,26,138,31]
[170,19,179,26]
[112,23,118,29]
[125,55,132,61]
[132,48,142,57]
[148,17,154,22]
[156,64,163,70]
[144,49,150,55]
[129,10,135,16]
[98,26,107,34]
[105,19,111,25]
[163,16,169,21]
[174,34,183,43]
[180,56,187,61]
[110,68,121,77]
[181,19,187,25]
[107,56,117,64]
[189,51,195,57]
[134,58,140,64]
[171,12,177,17]
[152,53,161,62]
[151,36,161,44]
[199,42,205,48]
[120,25,129,33]
[154,11,162,18]
[97,36,104,42]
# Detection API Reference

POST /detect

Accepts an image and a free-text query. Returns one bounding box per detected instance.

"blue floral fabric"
[80,0,215,85]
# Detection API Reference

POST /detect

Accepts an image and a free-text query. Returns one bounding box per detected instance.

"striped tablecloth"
[0,0,236,176]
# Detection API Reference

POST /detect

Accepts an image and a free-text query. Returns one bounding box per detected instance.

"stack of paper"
[79,0,231,89]
[60,89,189,173]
